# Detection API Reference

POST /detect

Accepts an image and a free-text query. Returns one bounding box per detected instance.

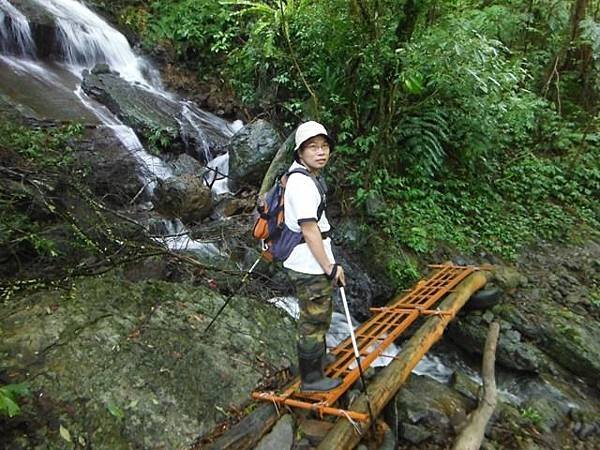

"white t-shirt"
[283,162,335,274]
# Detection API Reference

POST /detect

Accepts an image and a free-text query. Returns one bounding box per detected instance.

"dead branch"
[451,321,500,450]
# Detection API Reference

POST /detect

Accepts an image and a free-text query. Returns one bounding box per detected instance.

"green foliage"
[520,406,543,425]
[0,118,158,290]
[107,402,125,419]
[0,383,30,418]
[146,125,177,154]
[119,6,150,34]
[0,121,83,260]
[143,0,239,70]
[117,0,600,261]
[0,121,82,168]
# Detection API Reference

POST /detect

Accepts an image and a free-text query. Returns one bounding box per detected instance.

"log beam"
[317,270,492,450]
[203,404,283,450]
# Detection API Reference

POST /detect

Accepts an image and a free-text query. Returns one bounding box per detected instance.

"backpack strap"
[286,168,327,220]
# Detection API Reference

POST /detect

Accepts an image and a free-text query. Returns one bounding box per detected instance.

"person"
[283,121,346,392]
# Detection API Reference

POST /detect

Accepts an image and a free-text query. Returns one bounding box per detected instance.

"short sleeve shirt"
[283,161,335,274]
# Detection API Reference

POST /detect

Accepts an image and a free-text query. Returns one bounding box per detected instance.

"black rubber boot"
[298,344,342,392]
[321,349,336,371]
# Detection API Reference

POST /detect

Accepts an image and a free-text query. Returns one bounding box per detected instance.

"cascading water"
[0,0,35,56]
[205,153,231,196]
[181,103,214,163]
[0,0,236,256]
[32,0,159,86]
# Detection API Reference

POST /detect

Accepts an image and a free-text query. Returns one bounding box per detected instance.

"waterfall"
[181,103,213,163]
[32,0,159,86]
[74,86,173,188]
[0,0,238,257]
[0,0,35,56]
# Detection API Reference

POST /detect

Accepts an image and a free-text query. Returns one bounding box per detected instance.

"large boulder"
[82,67,185,154]
[259,132,295,194]
[81,68,233,162]
[153,174,212,224]
[395,375,471,446]
[0,274,296,450]
[168,153,206,178]
[228,120,281,191]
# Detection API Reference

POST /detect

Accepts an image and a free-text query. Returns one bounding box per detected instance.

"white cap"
[294,121,332,151]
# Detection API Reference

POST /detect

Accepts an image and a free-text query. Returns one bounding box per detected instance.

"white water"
[162,219,220,256]
[205,153,231,196]
[32,0,157,86]
[0,54,66,87]
[0,0,35,56]
[181,103,213,162]
[74,86,173,187]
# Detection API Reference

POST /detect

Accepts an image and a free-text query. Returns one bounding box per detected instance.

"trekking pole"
[339,286,377,432]
[203,256,262,333]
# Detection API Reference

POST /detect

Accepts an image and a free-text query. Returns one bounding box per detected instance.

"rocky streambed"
[1,239,598,450]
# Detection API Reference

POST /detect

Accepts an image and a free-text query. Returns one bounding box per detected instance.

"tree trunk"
[451,322,500,450]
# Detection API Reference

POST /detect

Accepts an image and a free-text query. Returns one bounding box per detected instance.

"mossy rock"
[0,273,295,449]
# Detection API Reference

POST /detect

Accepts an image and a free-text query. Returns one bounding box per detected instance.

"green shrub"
[0,383,30,418]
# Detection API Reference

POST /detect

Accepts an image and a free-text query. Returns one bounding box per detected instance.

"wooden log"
[203,404,283,450]
[317,270,492,450]
[451,321,500,450]
[258,133,294,195]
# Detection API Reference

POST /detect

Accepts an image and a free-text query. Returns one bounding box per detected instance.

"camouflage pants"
[287,270,333,355]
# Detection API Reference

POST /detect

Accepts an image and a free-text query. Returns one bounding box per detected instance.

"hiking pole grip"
[203,256,262,333]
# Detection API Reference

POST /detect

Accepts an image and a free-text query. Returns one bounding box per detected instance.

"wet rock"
[169,153,205,177]
[0,274,295,449]
[259,132,295,194]
[450,370,480,403]
[448,310,546,372]
[228,119,282,191]
[8,0,58,59]
[91,63,111,75]
[82,68,185,154]
[332,245,389,320]
[396,375,470,445]
[570,409,600,439]
[74,127,147,206]
[535,304,600,381]
[400,422,433,445]
[81,69,233,161]
[213,196,255,218]
[520,397,568,434]
[491,266,527,291]
[255,414,295,450]
[153,175,212,224]
[298,419,334,446]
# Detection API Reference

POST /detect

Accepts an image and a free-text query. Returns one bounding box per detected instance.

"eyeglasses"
[304,142,330,152]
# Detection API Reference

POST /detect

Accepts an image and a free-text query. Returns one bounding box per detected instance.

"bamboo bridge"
[252,264,486,422]
[207,264,493,450]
